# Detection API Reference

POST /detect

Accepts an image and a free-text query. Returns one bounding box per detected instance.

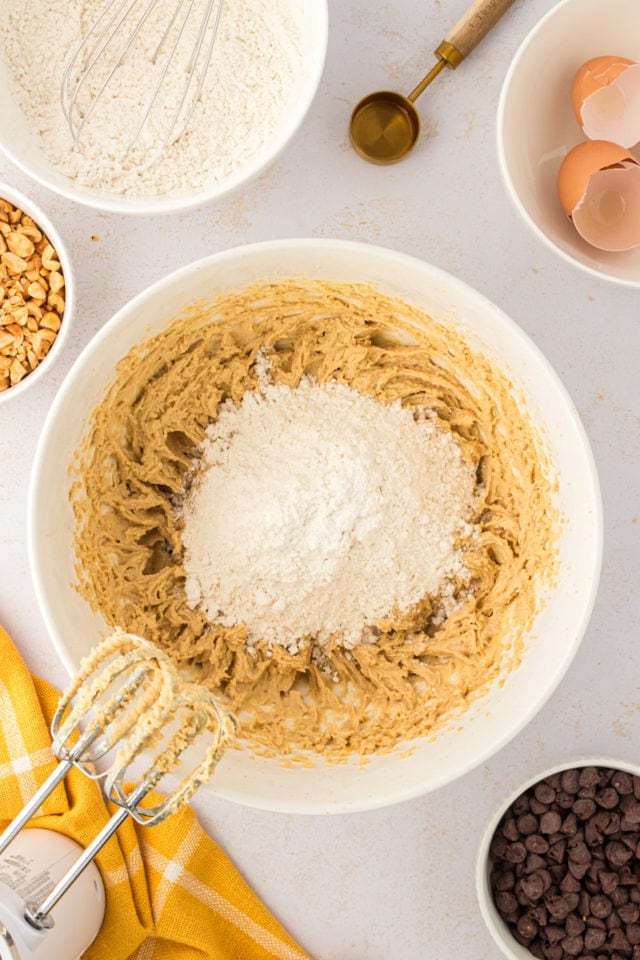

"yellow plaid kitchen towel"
[0,625,311,960]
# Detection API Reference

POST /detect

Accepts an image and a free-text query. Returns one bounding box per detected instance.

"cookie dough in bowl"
[28,240,602,813]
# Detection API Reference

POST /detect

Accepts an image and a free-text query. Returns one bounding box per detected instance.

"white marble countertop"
[1,1,639,958]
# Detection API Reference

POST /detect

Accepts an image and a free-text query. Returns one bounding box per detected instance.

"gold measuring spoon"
[349,0,518,164]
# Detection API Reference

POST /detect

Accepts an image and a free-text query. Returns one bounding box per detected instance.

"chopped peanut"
[0,196,65,392]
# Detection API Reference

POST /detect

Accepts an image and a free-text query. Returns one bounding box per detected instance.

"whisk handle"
[440,0,517,65]
[0,759,73,857]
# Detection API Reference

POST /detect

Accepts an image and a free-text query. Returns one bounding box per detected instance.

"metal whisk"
[0,631,236,932]
[61,0,225,159]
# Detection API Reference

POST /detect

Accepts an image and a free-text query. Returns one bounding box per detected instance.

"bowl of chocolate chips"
[477,760,640,960]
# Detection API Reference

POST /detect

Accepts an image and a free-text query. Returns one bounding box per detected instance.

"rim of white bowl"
[0,6,328,216]
[27,239,603,812]
[495,0,640,290]
[476,756,640,960]
[0,182,75,404]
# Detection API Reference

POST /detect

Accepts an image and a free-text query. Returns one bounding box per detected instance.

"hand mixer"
[0,631,236,957]
[60,0,225,160]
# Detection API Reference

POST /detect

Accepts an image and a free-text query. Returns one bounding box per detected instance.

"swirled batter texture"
[71,281,559,761]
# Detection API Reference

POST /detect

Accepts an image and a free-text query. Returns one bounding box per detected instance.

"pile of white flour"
[181,377,476,651]
[0,0,305,195]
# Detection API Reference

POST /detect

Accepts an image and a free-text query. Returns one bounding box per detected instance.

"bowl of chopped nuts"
[477,758,640,960]
[0,183,72,401]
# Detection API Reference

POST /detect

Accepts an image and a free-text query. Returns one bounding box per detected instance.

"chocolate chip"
[608,927,631,951]
[526,834,550,854]
[545,894,571,920]
[555,791,575,810]
[612,771,634,795]
[518,813,539,836]
[504,841,527,863]
[502,817,520,841]
[628,923,640,945]
[569,840,590,864]
[577,784,597,800]
[542,946,561,960]
[495,891,519,914]
[579,767,601,788]
[538,869,553,893]
[606,840,634,866]
[561,769,580,793]
[561,812,578,837]
[612,885,630,907]
[622,804,640,828]
[564,892,580,912]
[516,914,538,941]
[568,858,590,879]
[490,833,508,858]
[608,909,623,929]
[547,839,567,863]
[601,871,620,894]
[586,817,604,846]
[540,811,563,835]
[622,832,640,851]
[494,870,516,891]
[521,874,545,901]
[618,903,640,923]
[559,933,583,955]
[525,853,547,874]
[565,912,585,936]
[560,872,582,893]
[617,864,636,885]
[604,811,622,835]
[573,797,597,820]
[591,894,613,918]
[585,926,607,950]
[545,924,565,945]
[597,787,621,810]
[535,783,557,804]
[548,864,565,883]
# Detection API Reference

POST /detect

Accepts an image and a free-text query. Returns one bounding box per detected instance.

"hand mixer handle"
[24,803,132,930]
[438,0,518,67]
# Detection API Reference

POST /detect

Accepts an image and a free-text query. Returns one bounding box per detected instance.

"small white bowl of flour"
[0,0,327,214]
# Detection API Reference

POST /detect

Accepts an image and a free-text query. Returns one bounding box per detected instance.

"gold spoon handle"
[407,0,518,102]
[441,0,518,66]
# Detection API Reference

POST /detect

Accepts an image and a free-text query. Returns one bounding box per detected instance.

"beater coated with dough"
[71,280,558,760]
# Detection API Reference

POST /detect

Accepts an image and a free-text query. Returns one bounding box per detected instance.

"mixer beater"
[0,630,236,938]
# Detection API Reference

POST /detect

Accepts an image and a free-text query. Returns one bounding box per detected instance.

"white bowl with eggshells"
[497,0,640,287]
[0,1,328,216]
[28,238,601,814]
[0,182,73,404]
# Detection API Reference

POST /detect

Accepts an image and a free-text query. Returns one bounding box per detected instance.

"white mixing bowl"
[0,5,328,216]
[28,239,602,814]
